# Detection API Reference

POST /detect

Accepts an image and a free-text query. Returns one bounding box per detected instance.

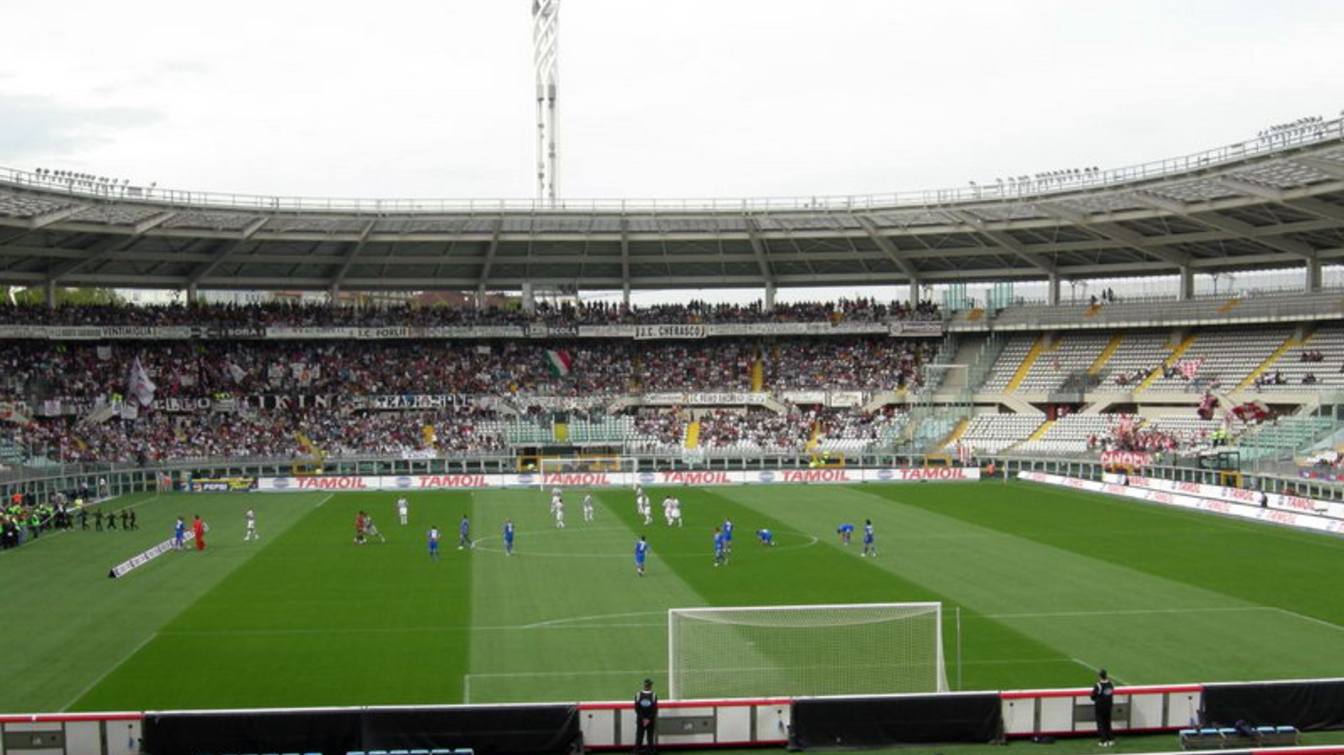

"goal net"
[537,456,640,497]
[668,602,947,700]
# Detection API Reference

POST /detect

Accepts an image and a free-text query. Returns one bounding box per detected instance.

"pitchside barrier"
[1018,471,1344,537]
[12,678,1344,754]
[248,466,981,492]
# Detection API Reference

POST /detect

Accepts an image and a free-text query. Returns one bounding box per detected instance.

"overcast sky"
[3,0,1342,203]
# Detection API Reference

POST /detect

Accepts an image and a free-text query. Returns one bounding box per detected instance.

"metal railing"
[2,118,1340,215]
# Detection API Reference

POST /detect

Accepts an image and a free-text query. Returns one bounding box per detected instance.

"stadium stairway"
[1087,333,1125,375]
[1021,419,1055,444]
[750,358,765,392]
[937,417,970,450]
[1005,334,1057,392]
[1235,327,1315,391]
[805,421,822,452]
[684,420,702,450]
[553,421,569,443]
[1135,333,1198,393]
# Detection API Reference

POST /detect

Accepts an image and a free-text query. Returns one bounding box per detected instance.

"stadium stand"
[958,414,1046,455]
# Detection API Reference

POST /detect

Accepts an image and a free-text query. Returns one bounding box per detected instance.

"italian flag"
[545,349,573,377]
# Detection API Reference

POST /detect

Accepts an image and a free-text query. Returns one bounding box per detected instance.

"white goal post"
[536,456,641,494]
[668,602,947,700]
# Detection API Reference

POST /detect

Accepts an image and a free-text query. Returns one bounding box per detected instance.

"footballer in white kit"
[582,494,594,522]
[670,498,683,527]
[396,496,409,525]
[662,496,674,526]
[553,499,566,528]
[244,509,259,541]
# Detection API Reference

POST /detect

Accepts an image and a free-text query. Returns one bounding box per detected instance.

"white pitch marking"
[61,631,159,711]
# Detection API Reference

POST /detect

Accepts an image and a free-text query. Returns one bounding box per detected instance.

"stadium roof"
[1,120,1342,293]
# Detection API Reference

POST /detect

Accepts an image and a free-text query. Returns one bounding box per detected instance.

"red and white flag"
[127,357,157,407]
[1178,357,1204,380]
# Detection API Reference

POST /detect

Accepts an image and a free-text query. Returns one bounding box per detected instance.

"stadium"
[3,3,1344,755]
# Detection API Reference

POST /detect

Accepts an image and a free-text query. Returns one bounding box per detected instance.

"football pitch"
[4,480,1344,714]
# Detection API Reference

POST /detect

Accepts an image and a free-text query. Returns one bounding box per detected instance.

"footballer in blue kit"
[862,519,877,557]
[713,527,727,566]
[503,519,515,555]
[756,528,774,546]
[427,526,441,560]
[635,535,649,576]
[837,523,854,545]
[458,515,471,550]
[722,519,734,553]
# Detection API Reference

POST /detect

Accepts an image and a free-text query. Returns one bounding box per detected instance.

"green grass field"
[3,479,1344,714]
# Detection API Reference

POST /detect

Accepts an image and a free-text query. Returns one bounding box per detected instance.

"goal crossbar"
[668,601,947,700]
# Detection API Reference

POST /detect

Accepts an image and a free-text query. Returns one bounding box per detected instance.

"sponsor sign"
[414,474,491,489]
[188,476,258,493]
[1019,471,1344,536]
[252,467,982,493]
[656,470,735,486]
[108,534,193,578]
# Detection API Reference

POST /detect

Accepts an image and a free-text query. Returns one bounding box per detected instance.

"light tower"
[533,0,560,206]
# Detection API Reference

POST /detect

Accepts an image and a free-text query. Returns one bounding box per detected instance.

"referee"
[634,678,658,754]
[1090,669,1115,747]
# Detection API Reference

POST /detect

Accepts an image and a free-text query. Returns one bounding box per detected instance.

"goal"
[668,602,947,700]
[537,456,640,494]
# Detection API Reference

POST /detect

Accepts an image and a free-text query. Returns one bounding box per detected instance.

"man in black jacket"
[634,678,658,754]
[1091,669,1115,746]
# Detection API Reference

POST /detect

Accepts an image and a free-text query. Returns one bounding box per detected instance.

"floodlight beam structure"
[533,0,560,206]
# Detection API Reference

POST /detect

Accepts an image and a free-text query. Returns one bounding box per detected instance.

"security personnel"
[1090,669,1116,746]
[634,678,658,754]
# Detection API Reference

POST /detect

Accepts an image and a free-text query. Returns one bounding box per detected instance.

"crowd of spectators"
[0,297,939,328]
[693,406,899,452]
[0,337,931,405]
[11,406,507,464]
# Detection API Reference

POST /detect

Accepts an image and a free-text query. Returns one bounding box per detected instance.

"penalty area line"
[1069,657,1126,685]
[61,631,159,711]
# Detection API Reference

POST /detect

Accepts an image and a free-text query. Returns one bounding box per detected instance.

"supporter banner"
[361,394,463,411]
[188,476,258,493]
[255,467,981,493]
[1019,471,1344,536]
[108,533,193,579]
[887,321,944,337]
[1100,450,1153,468]
[830,391,866,408]
[0,321,942,341]
[640,392,770,406]
[777,390,869,407]
[206,325,266,339]
[634,324,707,340]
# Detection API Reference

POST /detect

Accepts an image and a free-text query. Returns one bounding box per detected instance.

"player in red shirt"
[192,515,206,551]
[354,511,366,545]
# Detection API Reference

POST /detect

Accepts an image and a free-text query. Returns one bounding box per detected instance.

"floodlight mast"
[533,0,560,206]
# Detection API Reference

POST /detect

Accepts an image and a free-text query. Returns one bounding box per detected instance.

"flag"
[544,349,572,377]
[227,362,247,383]
[1178,357,1204,380]
[128,357,157,407]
